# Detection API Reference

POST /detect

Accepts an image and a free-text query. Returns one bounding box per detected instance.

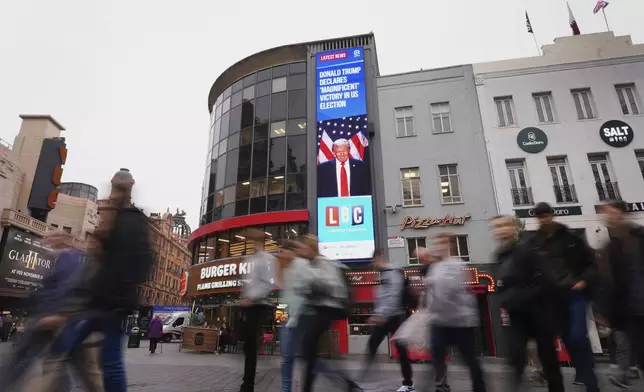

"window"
[400,168,422,206]
[571,89,597,120]
[438,164,462,204]
[494,96,516,127]
[533,92,556,123]
[62,226,72,234]
[615,84,640,115]
[506,160,533,206]
[450,235,470,262]
[547,157,577,203]
[588,153,621,201]
[394,106,414,137]
[636,151,644,181]
[272,77,287,93]
[431,102,452,133]
[51,223,58,228]
[407,237,426,265]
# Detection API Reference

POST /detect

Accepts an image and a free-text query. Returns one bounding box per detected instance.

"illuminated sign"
[0,228,55,292]
[28,138,67,213]
[316,46,375,261]
[400,215,471,230]
[404,267,496,292]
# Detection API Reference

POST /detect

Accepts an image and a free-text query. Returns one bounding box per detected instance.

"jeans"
[430,326,486,392]
[300,307,354,392]
[562,291,598,392]
[42,338,103,392]
[359,314,413,387]
[0,328,54,392]
[52,316,126,392]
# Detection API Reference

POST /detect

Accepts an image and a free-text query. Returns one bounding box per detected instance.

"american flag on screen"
[317,115,369,164]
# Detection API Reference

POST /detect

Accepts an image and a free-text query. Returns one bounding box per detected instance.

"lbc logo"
[325,205,364,226]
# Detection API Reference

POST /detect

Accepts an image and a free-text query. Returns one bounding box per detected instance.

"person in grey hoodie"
[295,235,359,392]
[357,249,414,392]
[239,228,277,392]
[419,233,486,392]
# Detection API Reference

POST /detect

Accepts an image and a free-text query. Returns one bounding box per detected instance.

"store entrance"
[474,293,495,357]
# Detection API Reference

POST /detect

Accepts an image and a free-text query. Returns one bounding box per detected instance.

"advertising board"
[315,46,375,261]
[0,228,55,291]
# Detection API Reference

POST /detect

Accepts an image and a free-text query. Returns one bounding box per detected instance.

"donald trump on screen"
[317,138,371,198]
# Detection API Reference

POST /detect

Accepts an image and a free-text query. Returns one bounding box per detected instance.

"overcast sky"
[1,0,642,229]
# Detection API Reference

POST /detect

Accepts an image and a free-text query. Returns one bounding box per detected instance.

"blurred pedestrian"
[419,233,486,392]
[357,249,415,392]
[2,314,13,342]
[295,235,359,392]
[598,201,644,388]
[0,230,102,392]
[238,228,277,392]
[148,315,163,354]
[47,168,155,392]
[492,215,563,392]
[531,202,599,392]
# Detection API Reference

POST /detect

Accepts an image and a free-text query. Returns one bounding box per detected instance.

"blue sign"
[315,47,374,263]
[317,196,375,260]
[153,306,190,314]
[316,47,367,122]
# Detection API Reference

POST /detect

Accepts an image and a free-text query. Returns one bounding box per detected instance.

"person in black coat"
[598,201,644,387]
[491,215,564,392]
[529,202,599,392]
[317,138,371,198]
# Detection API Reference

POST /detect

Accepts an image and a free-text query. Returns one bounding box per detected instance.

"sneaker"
[396,385,415,392]
[608,375,629,389]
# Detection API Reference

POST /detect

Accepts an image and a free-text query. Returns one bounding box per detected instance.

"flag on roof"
[526,11,534,34]
[593,0,609,14]
[567,2,580,35]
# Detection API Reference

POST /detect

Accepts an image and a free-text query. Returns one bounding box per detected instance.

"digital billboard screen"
[316,47,375,261]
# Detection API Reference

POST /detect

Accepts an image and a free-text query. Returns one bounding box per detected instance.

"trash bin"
[127,327,141,348]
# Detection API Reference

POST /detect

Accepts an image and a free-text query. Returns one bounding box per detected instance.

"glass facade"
[201,62,308,226]
[192,222,308,266]
[59,182,98,202]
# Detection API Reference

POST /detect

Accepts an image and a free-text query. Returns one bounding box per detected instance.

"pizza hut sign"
[400,215,471,230]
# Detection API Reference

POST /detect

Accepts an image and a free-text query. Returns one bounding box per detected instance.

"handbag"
[391,309,430,351]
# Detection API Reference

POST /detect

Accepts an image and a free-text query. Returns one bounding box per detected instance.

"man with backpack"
[295,234,359,392]
[357,249,415,392]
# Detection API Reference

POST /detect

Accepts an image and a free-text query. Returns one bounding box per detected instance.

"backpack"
[308,259,353,320]
[400,271,419,309]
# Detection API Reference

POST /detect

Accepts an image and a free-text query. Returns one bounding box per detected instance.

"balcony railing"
[596,182,622,202]
[510,187,534,206]
[0,208,85,248]
[553,184,578,204]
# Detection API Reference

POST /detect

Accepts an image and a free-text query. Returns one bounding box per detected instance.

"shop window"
[288,90,306,119]
[223,186,236,205]
[254,123,269,143]
[271,92,287,122]
[267,195,285,212]
[216,231,230,258]
[255,95,270,124]
[241,100,255,129]
[268,138,286,175]
[252,141,269,179]
[205,236,216,262]
[250,178,267,198]
[239,127,253,146]
[220,112,230,141]
[222,203,235,220]
[286,173,306,194]
[270,121,286,138]
[286,135,306,174]
[229,105,242,135]
[286,192,306,210]
[224,149,239,187]
[268,175,285,195]
[407,237,426,265]
[250,197,267,214]
[214,190,224,207]
[286,118,306,136]
[237,145,251,183]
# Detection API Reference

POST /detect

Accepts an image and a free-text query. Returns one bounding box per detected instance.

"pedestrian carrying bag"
[391,309,431,350]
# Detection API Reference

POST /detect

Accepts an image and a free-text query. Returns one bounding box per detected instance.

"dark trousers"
[360,314,412,386]
[241,305,270,391]
[507,310,564,392]
[431,326,486,392]
[626,316,644,371]
[562,291,598,392]
[301,307,352,392]
[149,337,158,353]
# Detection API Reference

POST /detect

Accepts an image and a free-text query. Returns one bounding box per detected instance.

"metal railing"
[0,208,85,248]
[595,182,622,202]
[553,184,578,204]
[510,187,534,206]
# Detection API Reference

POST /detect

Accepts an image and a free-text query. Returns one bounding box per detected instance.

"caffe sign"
[599,120,633,148]
[517,127,548,154]
[515,206,582,218]
[400,214,471,230]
